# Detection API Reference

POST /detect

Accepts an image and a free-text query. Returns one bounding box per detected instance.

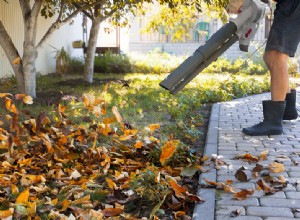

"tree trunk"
[83,17,101,83]
[22,44,37,97]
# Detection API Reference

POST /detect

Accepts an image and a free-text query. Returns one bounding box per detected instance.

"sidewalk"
[193,90,300,220]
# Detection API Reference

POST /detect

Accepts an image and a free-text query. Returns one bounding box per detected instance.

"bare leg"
[263,50,290,101]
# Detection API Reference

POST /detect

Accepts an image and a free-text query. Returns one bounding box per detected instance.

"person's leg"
[263,50,290,101]
[242,0,300,136]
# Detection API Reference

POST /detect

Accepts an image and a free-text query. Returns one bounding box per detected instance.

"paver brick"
[216,206,246,215]
[215,215,263,220]
[285,191,300,199]
[288,171,300,177]
[264,218,296,220]
[246,206,294,217]
[260,198,300,208]
[216,197,259,206]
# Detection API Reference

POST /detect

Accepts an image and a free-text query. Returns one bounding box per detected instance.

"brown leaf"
[112,106,122,123]
[234,189,254,200]
[235,168,249,182]
[15,94,26,100]
[103,208,123,217]
[230,209,242,217]
[185,192,204,203]
[168,179,188,199]
[268,162,285,173]
[259,149,269,161]
[256,179,277,195]
[203,178,221,187]
[221,183,238,193]
[252,164,263,173]
[234,153,259,163]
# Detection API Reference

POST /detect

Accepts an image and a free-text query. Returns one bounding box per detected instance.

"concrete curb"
[193,103,220,220]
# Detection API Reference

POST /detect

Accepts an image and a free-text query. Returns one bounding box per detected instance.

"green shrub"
[129,49,186,74]
[94,51,132,73]
[203,57,268,75]
[68,57,84,74]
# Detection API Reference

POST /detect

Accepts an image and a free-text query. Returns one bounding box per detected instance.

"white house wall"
[0,0,84,79]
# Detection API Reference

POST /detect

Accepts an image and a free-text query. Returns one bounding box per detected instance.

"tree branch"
[36,1,103,49]
[19,0,31,20]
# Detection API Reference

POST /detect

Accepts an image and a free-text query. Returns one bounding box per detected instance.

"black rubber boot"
[243,100,286,136]
[283,89,298,120]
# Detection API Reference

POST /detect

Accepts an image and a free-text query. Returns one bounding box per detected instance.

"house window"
[194,22,210,42]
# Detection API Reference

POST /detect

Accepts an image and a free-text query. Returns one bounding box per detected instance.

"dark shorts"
[265,0,300,57]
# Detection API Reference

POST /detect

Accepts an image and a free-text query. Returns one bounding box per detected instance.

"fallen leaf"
[235,167,249,182]
[234,153,259,163]
[168,178,188,199]
[0,209,13,218]
[160,139,179,166]
[103,208,123,217]
[230,208,241,217]
[149,124,160,131]
[259,149,269,161]
[234,189,254,200]
[106,177,118,190]
[203,178,221,187]
[256,179,277,195]
[268,162,285,173]
[180,164,200,177]
[252,164,263,173]
[112,106,122,123]
[16,188,29,204]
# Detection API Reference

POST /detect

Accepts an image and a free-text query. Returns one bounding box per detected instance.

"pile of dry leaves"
[0,91,204,220]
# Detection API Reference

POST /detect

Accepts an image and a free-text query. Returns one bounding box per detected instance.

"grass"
[1,72,279,152]
[2,71,300,152]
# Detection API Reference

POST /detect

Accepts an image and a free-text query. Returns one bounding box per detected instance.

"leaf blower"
[159,0,270,94]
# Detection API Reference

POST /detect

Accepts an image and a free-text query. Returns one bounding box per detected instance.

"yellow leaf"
[268,162,285,173]
[160,140,179,166]
[83,94,95,107]
[17,158,32,166]
[149,124,160,131]
[60,199,71,211]
[0,209,13,218]
[11,184,19,195]
[112,106,122,123]
[106,177,117,190]
[259,149,269,161]
[0,93,12,98]
[134,141,143,149]
[16,188,29,204]
[12,57,21,65]
[72,195,90,204]
[27,201,37,215]
[22,95,33,104]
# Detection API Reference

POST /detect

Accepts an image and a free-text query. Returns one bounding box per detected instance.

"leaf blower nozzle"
[159,0,270,95]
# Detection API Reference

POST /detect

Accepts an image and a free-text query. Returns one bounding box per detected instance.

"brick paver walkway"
[193,90,300,220]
